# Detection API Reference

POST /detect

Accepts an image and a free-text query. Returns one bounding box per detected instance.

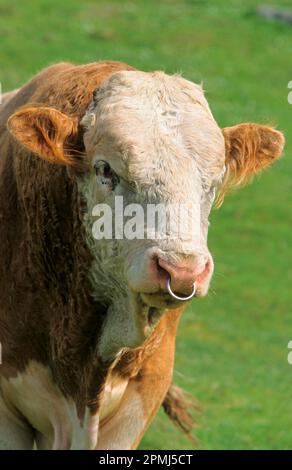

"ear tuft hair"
[216,123,284,206]
[8,106,80,165]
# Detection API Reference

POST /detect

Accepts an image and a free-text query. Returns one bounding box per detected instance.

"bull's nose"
[157,256,211,296]
[127,248,213,300]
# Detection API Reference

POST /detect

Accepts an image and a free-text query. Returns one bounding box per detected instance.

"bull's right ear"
[7,106,79,165]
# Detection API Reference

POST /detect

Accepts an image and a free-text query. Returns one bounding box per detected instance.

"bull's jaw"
[97,292,164,361]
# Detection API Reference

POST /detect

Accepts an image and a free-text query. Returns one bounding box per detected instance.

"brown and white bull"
[0,61,284,449]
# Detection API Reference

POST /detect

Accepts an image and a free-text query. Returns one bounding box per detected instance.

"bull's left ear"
[219,123,284,202]
[7,106,79,165]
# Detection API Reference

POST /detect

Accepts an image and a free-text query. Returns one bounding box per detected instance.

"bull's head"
[8,71,284,359]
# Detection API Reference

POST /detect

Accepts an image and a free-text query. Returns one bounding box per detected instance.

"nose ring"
[166,275,196,301]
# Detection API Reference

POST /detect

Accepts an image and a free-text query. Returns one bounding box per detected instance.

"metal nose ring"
[166,275,196,301]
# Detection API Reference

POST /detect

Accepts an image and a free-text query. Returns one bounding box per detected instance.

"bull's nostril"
[157,264,168,277]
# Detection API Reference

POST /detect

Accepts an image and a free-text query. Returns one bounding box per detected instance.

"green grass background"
[0,0,291,450]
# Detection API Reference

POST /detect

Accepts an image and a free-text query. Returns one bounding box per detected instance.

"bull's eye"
[94,160,120,191]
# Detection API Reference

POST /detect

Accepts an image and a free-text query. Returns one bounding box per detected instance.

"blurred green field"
[1,0,292,450]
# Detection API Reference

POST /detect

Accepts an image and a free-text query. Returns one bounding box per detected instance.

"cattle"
[0,61,284,449]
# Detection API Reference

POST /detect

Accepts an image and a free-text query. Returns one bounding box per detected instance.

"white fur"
[0,361,136,450]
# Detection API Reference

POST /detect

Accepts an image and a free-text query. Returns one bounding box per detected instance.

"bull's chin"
[97,292,166,361]
[97,284,208,361]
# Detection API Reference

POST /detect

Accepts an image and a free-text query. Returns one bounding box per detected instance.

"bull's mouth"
[139,279,206,315]
[140,291,186,310]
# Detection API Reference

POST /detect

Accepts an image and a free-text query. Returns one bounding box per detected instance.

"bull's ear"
[7,106,79,165]
[218,123,284,204]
